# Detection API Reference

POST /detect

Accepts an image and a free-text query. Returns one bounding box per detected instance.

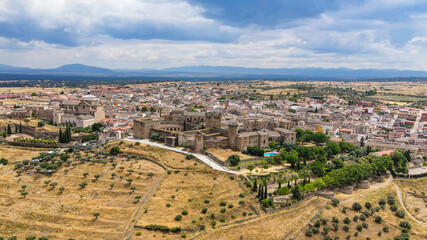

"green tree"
[228,154,240,166]
[93,212,100,220]
[312,132,330,145]
[248,165,255,174]
[326,142,341,156]
[7,124,12,134]
[292,184,302,200]
[285,150,299,169]
[110,146,120,156]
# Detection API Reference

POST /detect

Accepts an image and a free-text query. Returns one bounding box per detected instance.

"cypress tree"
[278,181,281,189]
[7,124,12,134]
[252,178,257,192]
[15,124,18,133]
[288,180,290,188]
[264,184,268,199]
[68,124,72,142]
[59,128,63,143]
[19,122,22,133]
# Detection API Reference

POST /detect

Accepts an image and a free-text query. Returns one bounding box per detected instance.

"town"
[0,80,426,239]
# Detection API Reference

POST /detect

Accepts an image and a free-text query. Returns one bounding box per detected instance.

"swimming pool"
[264,152,278,157]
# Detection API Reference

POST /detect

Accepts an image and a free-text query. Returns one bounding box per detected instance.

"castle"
[53,94,105,128]
[133,110,296,152]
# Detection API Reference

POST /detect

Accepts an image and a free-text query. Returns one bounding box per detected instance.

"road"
[390,113,398,128]
[410,110,423,134]
[124,137,238,175]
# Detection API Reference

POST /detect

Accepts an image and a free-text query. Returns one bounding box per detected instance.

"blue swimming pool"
[264,152,278,157]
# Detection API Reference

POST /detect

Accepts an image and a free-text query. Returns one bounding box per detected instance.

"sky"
[0,0,427,70]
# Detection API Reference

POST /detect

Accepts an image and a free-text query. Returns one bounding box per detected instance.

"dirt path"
[122,168,167,240]
[392,182,426,227]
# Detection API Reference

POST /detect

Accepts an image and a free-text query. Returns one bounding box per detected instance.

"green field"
[372,95,427,102]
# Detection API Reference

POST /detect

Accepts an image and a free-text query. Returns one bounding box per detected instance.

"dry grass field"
[293,182,427,240]
[0,145,165,240]
[104,142,260,239]
[108,141,207,171]
[198,197,327,240]
[206,148,253,162]
[0,87,74,95]
[0,119,59,132]
[132,170,259,239]
[395,178,427,222]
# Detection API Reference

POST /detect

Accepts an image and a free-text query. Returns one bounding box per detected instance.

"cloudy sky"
[0,0,426,70]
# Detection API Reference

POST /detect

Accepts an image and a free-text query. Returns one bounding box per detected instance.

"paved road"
[410,110,423,134]
[124,137,238,175]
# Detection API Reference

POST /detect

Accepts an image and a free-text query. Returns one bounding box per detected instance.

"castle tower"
[205,112,222,129]
[194,132,204,153]
[228,123,238,150]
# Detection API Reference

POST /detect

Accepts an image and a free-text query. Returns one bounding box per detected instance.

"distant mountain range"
[0,63,427,80]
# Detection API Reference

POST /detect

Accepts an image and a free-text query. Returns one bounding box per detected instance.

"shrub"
[220,201,227,206]
[182,210,188,215]
[239,193,245,198]
[359,214,366,221]
[343,217,350,224]
[387,196,395,205]
[390,204,398,212]
[331,198,340,207]
[220,208,226,213]
[312,227,319,234]
[383,226,389,233]
[396,210,405,218]
[343,225,350,232]
[363,210,370,217]
[399,221,411,230]
[201,208,207,214]
[228,203,234,208]
[364,202,372,209]
[26,236,36,240]
[220,217,226,222]
[110,146,120,156]
[305,229,313,237]
[323,225,330,234]
[362,222,368,229]
[332,223,338,232]
[314,219,321,228]
[211,220,216,228]
[136,232,142,236]
[204,199,210,204]
[374,215,383,223]
[166,203,171,208]
[356,224,363,232]
[175,215,182,221]
[352,202,362,211]
[379,198,386,205]
[332,216,339,223]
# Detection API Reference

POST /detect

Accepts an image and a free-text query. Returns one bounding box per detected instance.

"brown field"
[131,170,259,239]
[108,141,208,170]
[395,178,427,222]
[0,145,165,240]
[0,87,75,95]
[206,148,253,162]
[198,197,327,240]
[0,118,59,132]
[0,145,41,163]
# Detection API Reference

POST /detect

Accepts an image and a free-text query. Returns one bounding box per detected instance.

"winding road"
[124,137,238,175]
